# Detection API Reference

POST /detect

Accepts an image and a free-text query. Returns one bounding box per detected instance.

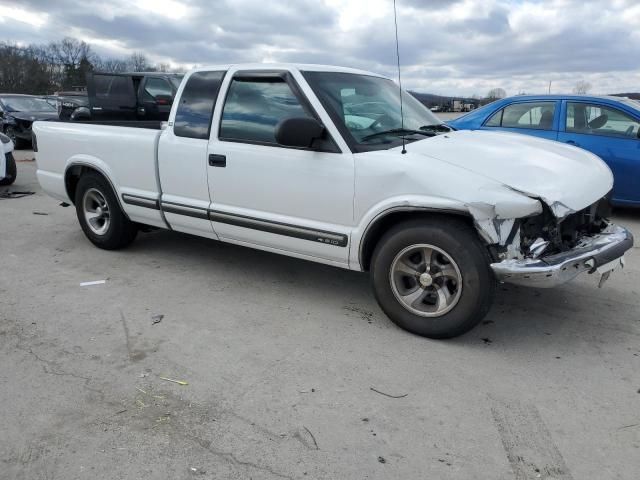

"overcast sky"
[0,0,638,96]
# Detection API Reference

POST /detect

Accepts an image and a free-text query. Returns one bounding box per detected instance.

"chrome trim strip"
[121,196,348,247]
[161,201,209,220]
[209,210,348,247]
[122,193,159,210]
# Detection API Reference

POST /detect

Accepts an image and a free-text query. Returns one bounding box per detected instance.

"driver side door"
[206,70,354,265]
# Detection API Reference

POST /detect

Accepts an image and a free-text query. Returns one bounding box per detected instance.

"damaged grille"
[519,194,611,257]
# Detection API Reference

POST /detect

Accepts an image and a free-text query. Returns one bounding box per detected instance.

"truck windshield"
[303,71,446,151]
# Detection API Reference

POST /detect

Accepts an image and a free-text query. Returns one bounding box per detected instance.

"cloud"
[0,0,638,95]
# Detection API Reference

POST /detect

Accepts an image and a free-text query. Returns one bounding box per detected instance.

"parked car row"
[448,94,640,206]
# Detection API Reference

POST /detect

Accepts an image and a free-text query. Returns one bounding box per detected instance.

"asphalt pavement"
[1,153,639,479]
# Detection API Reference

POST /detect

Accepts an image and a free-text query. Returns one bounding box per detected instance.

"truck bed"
[33,121,165,228]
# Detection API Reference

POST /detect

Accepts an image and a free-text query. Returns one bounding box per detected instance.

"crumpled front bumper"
[491,223,633,288]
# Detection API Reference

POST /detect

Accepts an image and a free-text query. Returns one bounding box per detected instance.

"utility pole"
[548,80,552,94]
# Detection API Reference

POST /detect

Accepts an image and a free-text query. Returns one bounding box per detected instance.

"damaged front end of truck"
[469,192,634,288]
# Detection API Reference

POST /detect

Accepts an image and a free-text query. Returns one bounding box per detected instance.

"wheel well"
[65,165,107,205]
[359,210,475,271]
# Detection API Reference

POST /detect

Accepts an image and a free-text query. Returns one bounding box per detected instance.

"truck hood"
[404,129,613,215]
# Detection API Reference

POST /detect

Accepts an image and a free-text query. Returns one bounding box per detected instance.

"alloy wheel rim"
[389,244,463,317]
[83,188,111,235]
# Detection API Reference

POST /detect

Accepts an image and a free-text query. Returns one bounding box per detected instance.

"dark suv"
[83,72,184,121]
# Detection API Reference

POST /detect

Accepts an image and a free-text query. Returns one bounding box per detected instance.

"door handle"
[566,140,579,147]
[209,154,226,167]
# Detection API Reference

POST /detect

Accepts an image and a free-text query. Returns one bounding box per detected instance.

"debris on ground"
[370,387,408,399]
[32,211,48,215]
[303,426,319,450]
[80,280,106,287]
[0,190,35,199]
[481,337,492,345]
[151,314,164,325]
[159,376,188,386]
[343,305,375,324]
[378,456,386,464]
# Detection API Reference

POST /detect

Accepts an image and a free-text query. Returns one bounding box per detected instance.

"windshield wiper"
[420,124,453,132]
[361,128,437,142]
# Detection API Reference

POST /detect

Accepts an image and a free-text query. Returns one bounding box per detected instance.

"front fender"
[349,195,469,270]
[349,190,543,271]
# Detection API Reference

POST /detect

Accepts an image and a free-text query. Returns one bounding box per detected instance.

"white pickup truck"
[33,63,633,339]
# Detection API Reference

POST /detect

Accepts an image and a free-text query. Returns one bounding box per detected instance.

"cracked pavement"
[1,155,639,479]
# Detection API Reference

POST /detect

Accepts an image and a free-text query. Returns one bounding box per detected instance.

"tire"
[370,217,495,339]
[0,153,16,186]
[74,172,138,250]
[4,126,28,149]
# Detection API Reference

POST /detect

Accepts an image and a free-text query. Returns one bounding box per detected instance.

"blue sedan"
[448,95,640,206]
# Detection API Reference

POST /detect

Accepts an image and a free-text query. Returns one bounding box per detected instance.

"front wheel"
[0,153,16,186]
[371,218,495,339]
[75,172,138,250]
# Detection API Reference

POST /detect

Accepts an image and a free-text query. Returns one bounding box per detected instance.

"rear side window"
[485,102,556,130]
[566,102,640,138]
[91,74,136,108]
[219,77,312,144]
[174,71,225,140]
[144,78,173,100]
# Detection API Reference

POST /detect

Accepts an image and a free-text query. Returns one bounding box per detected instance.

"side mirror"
[275,117,325,149]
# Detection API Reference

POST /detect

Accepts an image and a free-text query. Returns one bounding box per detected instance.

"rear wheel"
[0,153,16,186]
[371,218,495,339]
[75,172,137,249]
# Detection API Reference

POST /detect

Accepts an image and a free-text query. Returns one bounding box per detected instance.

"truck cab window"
[220,77,312,144]
[174,71,225,140]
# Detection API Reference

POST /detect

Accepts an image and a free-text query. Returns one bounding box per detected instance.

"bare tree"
[573,80,592,94]
[49,38,91,68]
[486,87,506,100]
[94,58,128,73]
[0,43,53,94]
[128,52,150,72]
[0,37,174,93]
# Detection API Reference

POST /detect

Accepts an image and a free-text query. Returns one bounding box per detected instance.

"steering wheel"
[369,114,394,131]
[625,125,634,136]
